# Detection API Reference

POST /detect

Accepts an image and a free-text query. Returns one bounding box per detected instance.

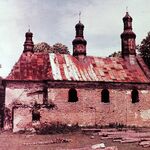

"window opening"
[131,89,139,103]
[68,88,78,102]
[101,89,110,103]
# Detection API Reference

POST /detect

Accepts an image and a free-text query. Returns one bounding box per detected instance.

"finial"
[28,25,30,32]
[126,6,128,12]
[79,11,81,22]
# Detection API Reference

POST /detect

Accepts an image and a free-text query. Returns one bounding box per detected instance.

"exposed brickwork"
[4,82,44,130]
[4,81,150,132]
[45,88,150,127]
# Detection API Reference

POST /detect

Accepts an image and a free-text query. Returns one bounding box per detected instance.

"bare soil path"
[0,130,149,150]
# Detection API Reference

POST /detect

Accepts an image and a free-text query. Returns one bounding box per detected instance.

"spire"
[23,29,34,53]
[123,12,133,30]
[79,11,81,22]
[72,18,87,57]
[121,12,136,58]
[74,11,84,38]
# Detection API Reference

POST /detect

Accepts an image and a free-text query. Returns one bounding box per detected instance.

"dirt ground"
[0,130,149,150]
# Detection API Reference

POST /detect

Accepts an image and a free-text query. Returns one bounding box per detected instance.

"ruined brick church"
[1,12,150,132]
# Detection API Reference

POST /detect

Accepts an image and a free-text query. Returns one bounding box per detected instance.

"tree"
[108,51,121,57]
[52,43,70,54]
[137,32,150,68]
[33,42,53,53]
[0,64,2,80]
[33,42,70,54]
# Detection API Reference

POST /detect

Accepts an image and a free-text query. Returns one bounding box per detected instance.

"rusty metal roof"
[6,52,150,83]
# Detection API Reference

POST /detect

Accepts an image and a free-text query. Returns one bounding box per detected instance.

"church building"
[2,12,150,132]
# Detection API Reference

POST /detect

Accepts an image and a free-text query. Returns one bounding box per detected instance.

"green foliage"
[137,32,150,68]
[108,51,121,57]
[53,43,70,54]
[33,42,53,53]
[33,42,70,54]
[35,122,79,134]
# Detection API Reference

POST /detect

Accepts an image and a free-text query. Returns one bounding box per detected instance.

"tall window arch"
[101,89,110,103]
[68,88,78,102]
[131,89,139,103]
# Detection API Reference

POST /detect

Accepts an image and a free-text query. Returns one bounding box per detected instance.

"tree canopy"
[53,43,70,54]
[108,51,121,57]
[33,42,52,53]
[137,32,150,68]
[33,42,70,54]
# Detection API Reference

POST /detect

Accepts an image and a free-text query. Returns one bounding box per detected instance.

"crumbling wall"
[127,90,150,126]
[41,88,150,127]
[39,88,127,126]
[13,107,32,132]
[4,81,150,132]
[4,82,44,130]
[0,79,5,128]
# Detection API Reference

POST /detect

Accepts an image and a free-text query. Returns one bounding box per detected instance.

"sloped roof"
[6,52,150,83]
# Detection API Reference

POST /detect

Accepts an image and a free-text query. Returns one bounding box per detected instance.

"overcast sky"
[0,0,150,77]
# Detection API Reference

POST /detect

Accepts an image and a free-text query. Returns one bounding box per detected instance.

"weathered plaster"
[140,109,150,121]
[3,81,150,132]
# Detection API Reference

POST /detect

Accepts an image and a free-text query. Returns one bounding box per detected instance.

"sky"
[0,0,150,77]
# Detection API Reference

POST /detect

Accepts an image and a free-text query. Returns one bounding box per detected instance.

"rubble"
[90,135,95,139]
[139,141,150,148]
[23,138,71,145]
[82,127,150,148]
[61,146,118,150]
[96,128,150,148]
[91,143,105,149]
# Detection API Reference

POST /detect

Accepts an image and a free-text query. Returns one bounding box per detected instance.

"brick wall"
[4,82,43,130]
[0,79,5,128]
[44,88,150,127]
[4,82,150,132]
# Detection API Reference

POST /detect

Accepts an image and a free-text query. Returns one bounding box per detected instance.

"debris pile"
[91,143,118,150]
[23,138,71,145]
[82,128,150,148]
[66,146,118,150]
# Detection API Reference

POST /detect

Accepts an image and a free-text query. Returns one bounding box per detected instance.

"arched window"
[131,89,139,103]
[101,89,110,103]
[68,88,78,102]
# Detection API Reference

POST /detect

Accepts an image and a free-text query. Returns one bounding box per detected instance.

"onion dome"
[23,29,34,53]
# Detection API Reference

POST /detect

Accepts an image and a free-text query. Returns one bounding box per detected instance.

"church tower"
[121,12,136,58]
[23,29,34,53]
[72,21,87,58]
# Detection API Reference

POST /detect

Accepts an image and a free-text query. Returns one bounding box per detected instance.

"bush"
[108,123,126,129]
[35,122,80,134]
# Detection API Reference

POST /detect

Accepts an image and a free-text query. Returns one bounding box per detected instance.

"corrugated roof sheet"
[6,52,150,83]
